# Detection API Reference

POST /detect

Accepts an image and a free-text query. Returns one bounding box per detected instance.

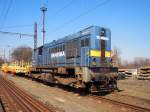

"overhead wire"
[39,0,74,36]
[0,24,33,30]
[0,31,34,37]
[0,0,8,24]
[40,0,74,26]
[52,0,111,32]
[0,0,13,29]
[52,0,74,16]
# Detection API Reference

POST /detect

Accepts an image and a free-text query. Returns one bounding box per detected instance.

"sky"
[0,0,150,61]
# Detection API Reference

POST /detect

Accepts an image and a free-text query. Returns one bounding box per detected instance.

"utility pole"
[7,45,11,62]
[4,48,6,63]
[0,21,37,50]
[34,22,37,49]
[40,6,47,46]
[0,22,38,63]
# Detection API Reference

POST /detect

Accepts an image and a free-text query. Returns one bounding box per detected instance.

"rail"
[89,94,150,112]
[0,76,56,112]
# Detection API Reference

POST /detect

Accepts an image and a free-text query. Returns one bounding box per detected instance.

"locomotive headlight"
[92,58,97,66]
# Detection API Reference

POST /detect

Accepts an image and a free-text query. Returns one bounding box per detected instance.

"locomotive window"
[54,47,57,53]
[59,46,61,52]
[38,47,43,55]
[51,48,54,53]
[81,38,89,47]
[60,45,65,51]
[85,38,89,46]
[81,40,84,47]
[59,46,61,51]
[57,47,59,52]
[56,46,58,52]
[50,45,65,53]
[62,45,65,51]
[100,28,106,36]
[49,48,51,54]
[56,47,58,52]
[54,47,56,52]
[66,39,79,58]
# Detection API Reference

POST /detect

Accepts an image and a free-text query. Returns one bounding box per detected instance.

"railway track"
[0,75,56,112]
[2,73,150,112]
[58,84,150,112]
[0,97,5,112]
[89,95,150,112]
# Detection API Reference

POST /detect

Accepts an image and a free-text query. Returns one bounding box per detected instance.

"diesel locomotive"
[30,26,118,92]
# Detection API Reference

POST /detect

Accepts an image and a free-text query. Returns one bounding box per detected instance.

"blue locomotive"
[31,26,118,92]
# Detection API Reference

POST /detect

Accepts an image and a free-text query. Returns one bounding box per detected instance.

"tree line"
[11,46,32,62]
[0,46,149,69]
[112,47,150,68]
[0,46,32,66]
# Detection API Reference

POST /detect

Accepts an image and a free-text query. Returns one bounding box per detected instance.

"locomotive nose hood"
[90,27,111,67]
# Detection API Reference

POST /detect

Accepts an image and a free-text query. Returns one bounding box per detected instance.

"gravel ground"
[4,74,150,112]
[5,76,115,112]
[104,78,150,109]
[118,78,150,99]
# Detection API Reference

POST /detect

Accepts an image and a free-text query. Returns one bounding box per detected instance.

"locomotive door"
[101,39,106,63]
[81,47,89,66]
[80,38,90,66]
[100,28,106,65]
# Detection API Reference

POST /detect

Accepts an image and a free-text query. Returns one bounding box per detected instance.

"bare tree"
[132,57,150,68]
[0,57,4,66]
[121,57,150,68]
[11,46,32,62]
[111,47,122,67]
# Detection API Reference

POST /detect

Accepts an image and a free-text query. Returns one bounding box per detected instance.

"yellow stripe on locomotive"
[90,50,111,57]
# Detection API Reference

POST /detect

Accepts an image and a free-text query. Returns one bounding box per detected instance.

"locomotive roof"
[40,26,109,48]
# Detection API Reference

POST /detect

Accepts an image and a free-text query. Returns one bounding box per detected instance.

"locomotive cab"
[78,27,118,92]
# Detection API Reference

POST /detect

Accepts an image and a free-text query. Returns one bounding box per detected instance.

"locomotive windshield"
[100,28,106,37]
